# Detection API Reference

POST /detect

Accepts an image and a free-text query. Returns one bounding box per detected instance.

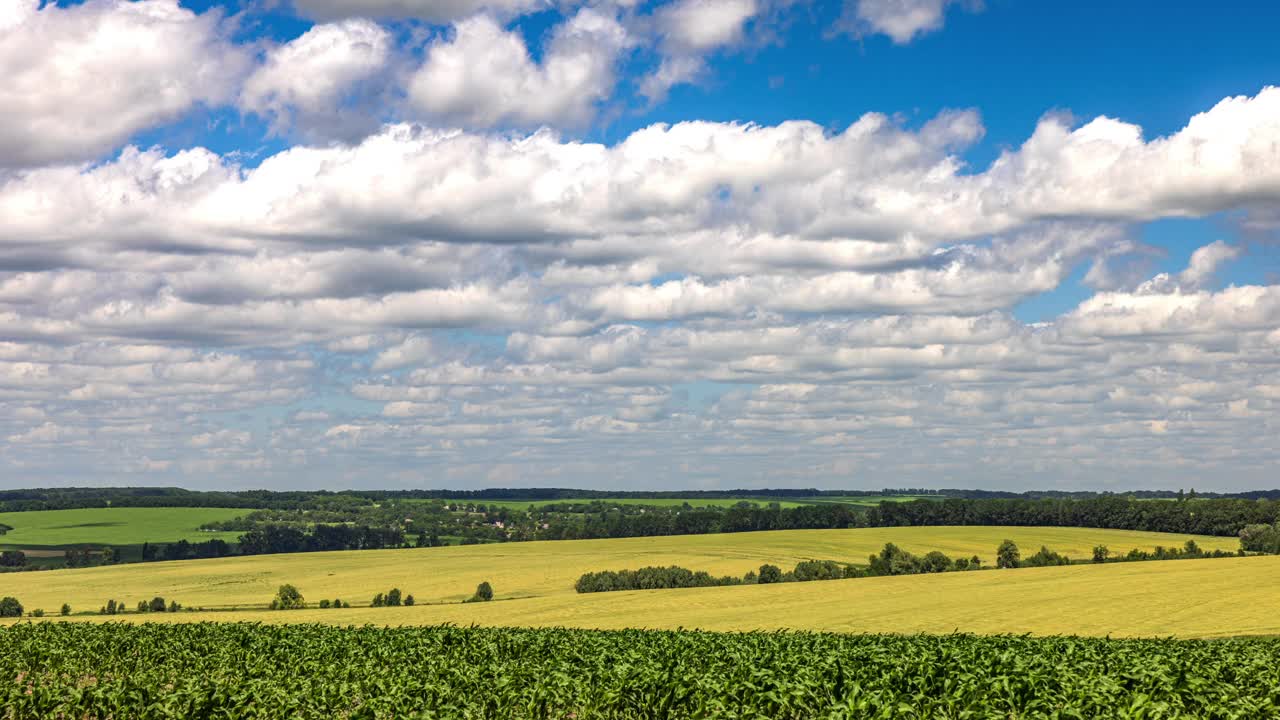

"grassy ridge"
[6,622,1279,718]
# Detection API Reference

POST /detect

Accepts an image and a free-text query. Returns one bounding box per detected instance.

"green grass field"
[0,507,245,552]
[0,525,1246,636]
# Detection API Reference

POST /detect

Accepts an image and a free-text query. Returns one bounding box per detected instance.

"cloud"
[0,0,249,168]
[407,9,631,128]
[240,19,393,141]
[2,86,1280,488]
[641,0,762,100]
[834,0,979,44]
[290,0,550,22]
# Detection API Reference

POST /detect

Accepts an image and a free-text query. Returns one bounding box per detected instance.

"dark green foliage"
[59,604,70,617]
[756,564,782,584]
[1092,545,1110,563]
[371,593,384,607]
[473,581,493,602]
[29,609,43,618]
[920,550,953,573]
[270,584,305,610]
[0,550,26,567]
[1240,523,1280,554]
[386,588,402,607]
[4,623,1280,718]
[867,543,921,576]
[149,597,167,613]
[575,566,743,593]
[404,595,415,606]
[1023,546,1071,567]
[100,599,121,616]
[997,539,1021,569]
[319,599,330,609]
[0,597,22,618]
[791,560,846,582]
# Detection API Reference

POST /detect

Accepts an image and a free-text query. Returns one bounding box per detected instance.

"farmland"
[5,623,1280,718]
[1,526,1262,638]
[0,507,245,553]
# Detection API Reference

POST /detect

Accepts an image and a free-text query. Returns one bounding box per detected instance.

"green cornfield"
[3,622,1279,719]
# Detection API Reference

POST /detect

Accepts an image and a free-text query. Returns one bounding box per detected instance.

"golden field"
[24,555,1280,639]
[0,525,1250,636]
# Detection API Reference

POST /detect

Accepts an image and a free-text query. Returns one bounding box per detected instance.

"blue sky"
[1,0,1279,490]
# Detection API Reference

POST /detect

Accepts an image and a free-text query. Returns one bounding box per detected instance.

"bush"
[472,582,493,602]
[60,604,71,617]
[0,596,22,618]
[1092,545,1110,563]
[271,584,305,610]
[921,551,953,573]
[404,595,415,606]
[31,609,44,617]
[1023,546,1070,567]
[319,599,330,609]
[997,540,1020,569]
[757,564,783,584]
[386,588,402,607]
[0,550,27,567]
[793,560,846,582]
[149,597,167,613]
[372,593,384,607]
[1240,523,1280,554]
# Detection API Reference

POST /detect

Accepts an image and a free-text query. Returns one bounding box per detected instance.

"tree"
[1092,545,1110,563]
[0,596,23,618]
[386,588,402,606]
[60,603,71,616]
[996,540,1020,569]
[1023,546,1070,567]
[149,597,167,613]
[757,564,783,584]
[473,581,494,602]
[921,551,953,573]
[319,599,330,609]
[272,584,305,610]
[141,542,155,561]
[372,593,385,607]
[0,550,26,567]
[404,594,415,606]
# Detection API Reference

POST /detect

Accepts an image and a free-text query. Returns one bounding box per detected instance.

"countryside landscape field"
[6,0,1280,715]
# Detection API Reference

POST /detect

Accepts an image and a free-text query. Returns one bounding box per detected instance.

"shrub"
[757,564,783,584]
[272,584,305,610]
[149,597,167,613]
[0,596,23,618]
[1092,545,1110,563]
[472,582,494,602]
[319,599,330,609]
[31,609,44,618]
[996,540,1020,569]
[404,595,415,606]
[60,604,71,617]
[0,550,26,567]
[372,593,384,607]
[386,588,402,607]
[1023,546,1070,567]
[793,560,846,582]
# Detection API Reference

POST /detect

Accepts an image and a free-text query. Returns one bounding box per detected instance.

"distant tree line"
[6,485,1279,514]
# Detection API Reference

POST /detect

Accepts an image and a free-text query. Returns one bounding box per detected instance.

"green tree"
[473,582,494,602]
[149,597,167,613]
[996,540,1020,569]
[0,596,22,618]
[1092,545,1110,563]
[60,603,71,616]
[319,599,330,609]
[386,588,402,606]
[273,584,305,610]
[404,594,415,606]
[0,550,26,567]
[757,564,783,584]
[372,593,385,607]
